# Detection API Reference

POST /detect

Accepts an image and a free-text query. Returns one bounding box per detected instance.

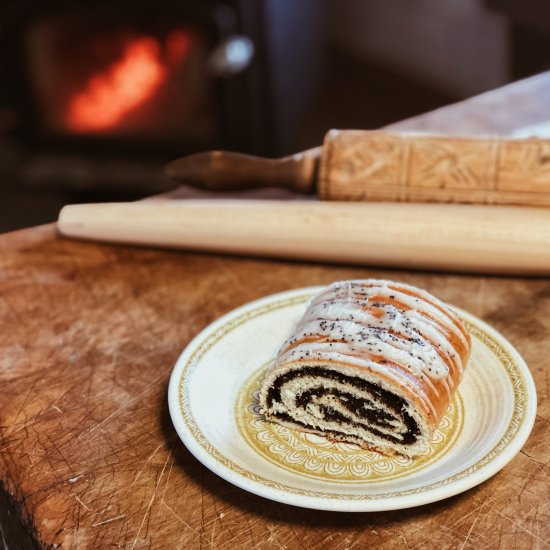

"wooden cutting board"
[1,74,549,549]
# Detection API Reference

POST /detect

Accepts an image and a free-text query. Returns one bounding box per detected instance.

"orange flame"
[66,36,167,132]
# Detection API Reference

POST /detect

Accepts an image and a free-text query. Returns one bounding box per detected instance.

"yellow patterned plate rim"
[167,286,537,512]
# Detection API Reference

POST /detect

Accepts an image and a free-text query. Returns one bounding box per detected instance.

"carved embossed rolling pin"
[166,130,550,206]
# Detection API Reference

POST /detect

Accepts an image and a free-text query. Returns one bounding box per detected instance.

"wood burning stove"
[0,0,321,191]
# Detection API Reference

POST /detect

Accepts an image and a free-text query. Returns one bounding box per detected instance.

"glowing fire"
[66,32,192,132]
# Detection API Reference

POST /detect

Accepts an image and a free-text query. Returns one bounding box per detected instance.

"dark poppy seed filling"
[265,366,420,445]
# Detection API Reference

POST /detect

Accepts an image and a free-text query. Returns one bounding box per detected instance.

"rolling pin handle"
[165,148,320,194]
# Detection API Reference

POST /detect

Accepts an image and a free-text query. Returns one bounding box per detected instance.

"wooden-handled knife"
[166,130,550,206]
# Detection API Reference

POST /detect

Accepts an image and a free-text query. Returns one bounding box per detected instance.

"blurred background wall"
[0,0,548,232]
[327,0,509,97]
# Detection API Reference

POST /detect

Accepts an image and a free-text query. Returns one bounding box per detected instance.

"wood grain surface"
[1,73,550,549]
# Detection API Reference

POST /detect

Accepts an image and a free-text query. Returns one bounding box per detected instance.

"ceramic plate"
[168,287,537,512]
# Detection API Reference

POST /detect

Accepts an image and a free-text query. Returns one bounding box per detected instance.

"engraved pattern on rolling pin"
[498,141,550,193]
[320,130,550,206]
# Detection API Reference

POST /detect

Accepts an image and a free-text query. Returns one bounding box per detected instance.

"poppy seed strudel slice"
[259,280,471,457]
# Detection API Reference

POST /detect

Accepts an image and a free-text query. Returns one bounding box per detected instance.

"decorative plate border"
[169,288,537,510]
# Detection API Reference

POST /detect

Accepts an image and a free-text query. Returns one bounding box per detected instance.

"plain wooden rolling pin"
[166,131,550,206]
[58,200,550,274]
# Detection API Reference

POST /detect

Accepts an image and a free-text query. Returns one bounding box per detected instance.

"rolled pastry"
[259,280,471,456]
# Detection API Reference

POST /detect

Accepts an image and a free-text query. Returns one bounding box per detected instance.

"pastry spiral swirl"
[259,280,471,456]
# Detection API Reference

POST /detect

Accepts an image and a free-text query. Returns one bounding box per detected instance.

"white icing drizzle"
[277,280,468,408]
[285,319,446,383]
[295,301,462,377]
[317,280,468,350]
[306,300,463,378]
